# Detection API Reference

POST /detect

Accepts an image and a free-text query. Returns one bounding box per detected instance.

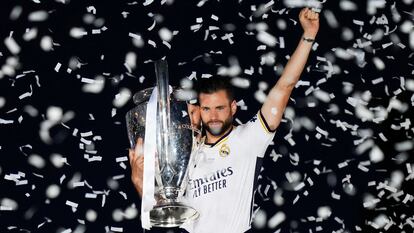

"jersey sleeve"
[238,110,276,158]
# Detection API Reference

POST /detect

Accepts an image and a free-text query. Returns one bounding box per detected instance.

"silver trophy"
[126,60,199,227]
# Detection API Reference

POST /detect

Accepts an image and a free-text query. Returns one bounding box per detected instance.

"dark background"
[0,0,413,232]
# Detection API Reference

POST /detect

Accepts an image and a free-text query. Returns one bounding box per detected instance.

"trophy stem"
[155,60,174,191]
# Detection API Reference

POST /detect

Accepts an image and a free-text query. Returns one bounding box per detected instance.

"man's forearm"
[277,31,316,88]
[133,178,143,198]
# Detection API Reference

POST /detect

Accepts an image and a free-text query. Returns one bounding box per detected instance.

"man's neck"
[205,126,234,144]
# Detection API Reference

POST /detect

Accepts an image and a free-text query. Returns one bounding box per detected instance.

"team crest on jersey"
[219,144,230,157]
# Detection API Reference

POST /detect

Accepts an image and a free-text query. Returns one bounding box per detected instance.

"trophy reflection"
[126,60,200,227]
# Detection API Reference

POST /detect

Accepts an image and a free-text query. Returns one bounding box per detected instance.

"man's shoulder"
[248,114,259,123]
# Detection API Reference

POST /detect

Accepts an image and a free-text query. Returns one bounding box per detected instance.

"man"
[129,8,319,232]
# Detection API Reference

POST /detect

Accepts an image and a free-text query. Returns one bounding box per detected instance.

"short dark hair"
[196,77,235,102]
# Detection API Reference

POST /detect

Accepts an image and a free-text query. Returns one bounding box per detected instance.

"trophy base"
[150,203,199,228]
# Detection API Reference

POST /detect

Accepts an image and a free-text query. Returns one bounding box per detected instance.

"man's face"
[199,90,236,137]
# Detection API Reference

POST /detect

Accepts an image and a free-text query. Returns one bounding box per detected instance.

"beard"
[203,117,233,137]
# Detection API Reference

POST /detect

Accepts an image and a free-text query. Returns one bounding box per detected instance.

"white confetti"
[367,0,387,15]
[28,11,48,21]
[324,10,339,28]
[402,194,412,204]
[283,0,322,9]
[73,181,85,188]
[211,14,219,21]
[10,6,23,20]
[148,39,156,47]
[70,28,88,38]
[221,33,234,44]
[4,37,21,55]
[61,229,72,233]
[371,77,384,85]
[46,184,60,199]
[16,180,28,185]
[372,57,385,70]
[81,77,95,84]
[124,206,138,219]
[128,32,142,42]
[60,175,66,184]
[409,30,414,49]
[369,146,384,163]
[316,126,328,137]
[47,106,63,122]
[230,77,250,89]
[313,89,331,103]
[110,227,123,232]
[28,154,46,169]
[86,6,97,14]
[375,14,389,25]
[87,155,102,162]
[0,118,14,124]
[0,198,18,211]
[395,140,413,152]
[19,85,34,100]
[267,211,285,228]
[407,163,413,174]
[40,36,53,51]
[113,174,125,180]
[331,192,341,200]
[143,0,154,6]
[353,20,364,26]
[86,209,97,222]
[382,42,393,49]
[158,28,173,41]
[190,24,202,31]
[116,156,128,162]
[390,170,404,188]
[279,36,285,48]
[51,153,67,168]
[357,164,369,172]
[372,214,388,229]
[55,63,62,72]
[257,31,276,47]
[23,28,38,41]
[317,206,332,219]
[113,88,131,108]
[341,0,358,11]
[65,200,78,208]
[294,182,305,191]
[85,193,97,198]
[112,209,123,221]
[0,97,5,108]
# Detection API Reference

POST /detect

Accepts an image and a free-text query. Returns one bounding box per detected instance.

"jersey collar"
[204,126,233,148]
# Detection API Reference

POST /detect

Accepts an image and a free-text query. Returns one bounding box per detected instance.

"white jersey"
[181,111,276,233]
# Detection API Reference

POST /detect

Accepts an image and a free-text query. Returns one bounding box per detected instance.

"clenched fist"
[299,8,320,38]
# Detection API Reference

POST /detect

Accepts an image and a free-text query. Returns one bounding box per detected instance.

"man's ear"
[231,100,237,116]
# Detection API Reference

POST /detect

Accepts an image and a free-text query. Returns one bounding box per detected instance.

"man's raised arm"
[261,8,320,131]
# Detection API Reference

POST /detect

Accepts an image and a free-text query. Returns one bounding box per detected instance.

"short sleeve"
[237,110,276,158]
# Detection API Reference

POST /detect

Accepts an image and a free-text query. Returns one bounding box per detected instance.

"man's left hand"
[299,8,320,38]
